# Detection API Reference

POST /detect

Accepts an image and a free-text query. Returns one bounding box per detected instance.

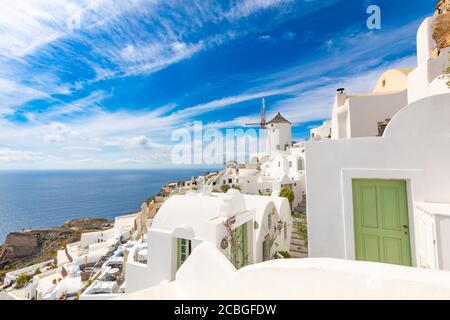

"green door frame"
[352,179,412,267]
[233,222,249,269]
[176,238,192,270]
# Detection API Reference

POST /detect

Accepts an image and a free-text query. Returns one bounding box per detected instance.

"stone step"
[289,251,308,259]
[290,246,308,255]
[290,238,305,246]
[291,233,305,240]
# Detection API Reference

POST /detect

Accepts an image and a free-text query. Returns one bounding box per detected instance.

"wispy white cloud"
[26,90,109,122]
[258,34,275,42]
[0,78,49,115]
[0,148,43,162]
[117,135,169,151]
[0,0,423,169]
[282,30,297,40]
[203,54,417,130]
[226,0,294,20]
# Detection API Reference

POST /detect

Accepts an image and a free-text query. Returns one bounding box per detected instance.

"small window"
[278,161,281,167]
[289,161,292,168]
[228,178,232,184]
[176,238,192,270]
[297,159,303,170]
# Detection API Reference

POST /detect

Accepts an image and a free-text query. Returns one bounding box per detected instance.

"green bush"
[231,184,241,191]
[277,251,292,259]
[293,219,308,246]
[279,187,294,204]
[34,268,41,275]
[220,184,231,193]
[15,274,32,287]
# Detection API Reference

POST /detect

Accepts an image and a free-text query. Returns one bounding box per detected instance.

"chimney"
[336,88,347,106]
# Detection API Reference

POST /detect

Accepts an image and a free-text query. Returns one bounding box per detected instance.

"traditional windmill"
[245,97,267,129]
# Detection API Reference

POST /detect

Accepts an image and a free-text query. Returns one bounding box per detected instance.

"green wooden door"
[176,238,191,270]
[233,223,249,269]
[352,179,412,266]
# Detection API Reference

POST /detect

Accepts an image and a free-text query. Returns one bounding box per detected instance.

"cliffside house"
[306,11,450,270]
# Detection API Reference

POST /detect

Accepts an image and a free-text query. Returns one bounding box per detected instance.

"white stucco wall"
[416,17,436,64]
[124,190,261,293]
[245,195,292,262]
[80,228,115,249]
[311,120,332,140]
[306,94,450,264]
[408,47,450,103]
[331,90,408,139]
[118,243,450,300]
[408,15,450,103]
[267,123,291,153]
[114,214,137,239]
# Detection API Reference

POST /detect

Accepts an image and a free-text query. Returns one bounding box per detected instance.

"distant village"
[1,0,450,300]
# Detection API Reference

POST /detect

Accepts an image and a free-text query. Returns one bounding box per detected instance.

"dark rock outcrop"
[0,218,113,278]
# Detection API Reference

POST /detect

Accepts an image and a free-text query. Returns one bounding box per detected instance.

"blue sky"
[0,0,434,169]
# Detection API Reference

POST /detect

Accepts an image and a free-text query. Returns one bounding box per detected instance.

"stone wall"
[433,12,450,50]
[436,0,450,14]
[3,233,39,259]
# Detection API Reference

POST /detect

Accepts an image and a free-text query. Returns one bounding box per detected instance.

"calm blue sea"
[0,169,215,243]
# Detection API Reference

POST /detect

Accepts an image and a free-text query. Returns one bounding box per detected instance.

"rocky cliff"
[0,218,113,279]
[434,12,450,50]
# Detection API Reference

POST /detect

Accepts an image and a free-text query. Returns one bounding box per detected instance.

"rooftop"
[118,243,450,300]
[267,112,291,125]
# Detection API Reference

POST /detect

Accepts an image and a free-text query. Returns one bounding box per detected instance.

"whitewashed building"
[118,243,450,300]
[310,120,332,141]
[123,188,292,294]
[204,112,306,209]
[330,68,412,140]
[306,11,450,270]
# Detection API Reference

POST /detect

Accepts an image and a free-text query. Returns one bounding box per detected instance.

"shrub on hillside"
[15,274,32,287]
[279,187,294,204]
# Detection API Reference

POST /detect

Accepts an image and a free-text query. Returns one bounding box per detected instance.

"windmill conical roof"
[267,113,291,124]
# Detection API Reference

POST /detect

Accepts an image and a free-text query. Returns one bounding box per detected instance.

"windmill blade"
[244,97,268,128]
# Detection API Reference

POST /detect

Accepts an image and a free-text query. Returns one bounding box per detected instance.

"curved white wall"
[306,94,450,261]
[119,244,450,300]
[416,17,436,64]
